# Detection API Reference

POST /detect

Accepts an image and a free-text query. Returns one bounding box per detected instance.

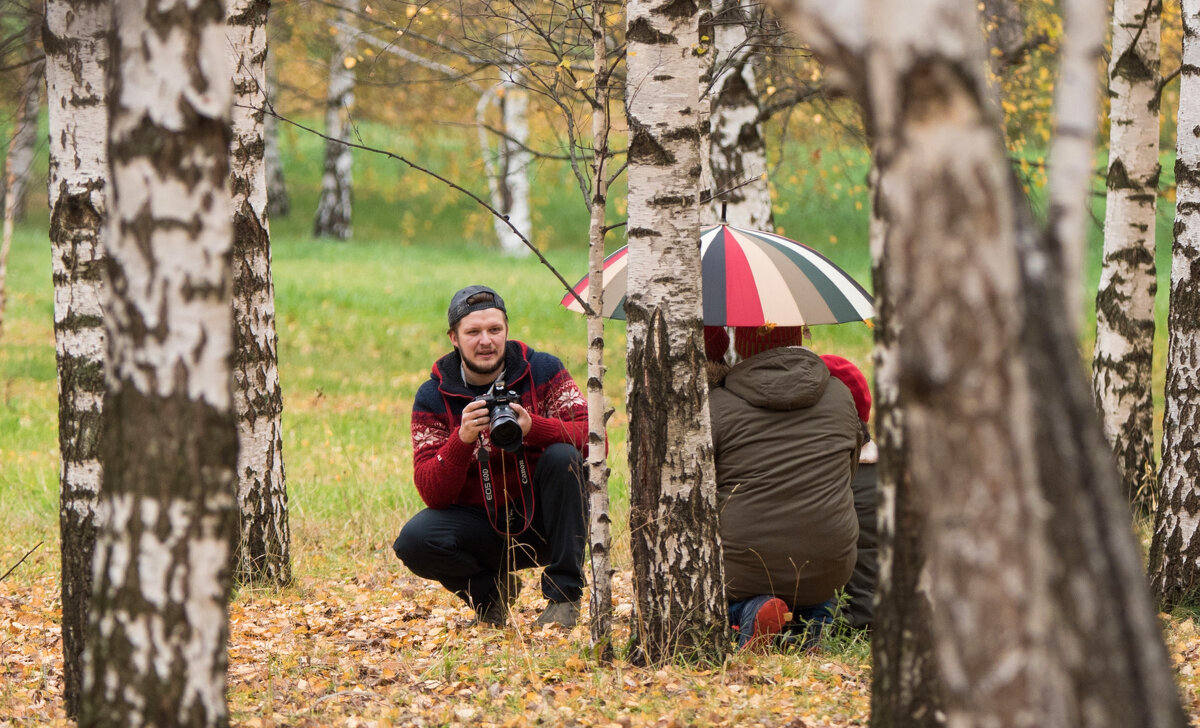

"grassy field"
[2,125,1197,725]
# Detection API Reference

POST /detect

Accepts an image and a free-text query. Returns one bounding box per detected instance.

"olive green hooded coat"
[708,346,862,607]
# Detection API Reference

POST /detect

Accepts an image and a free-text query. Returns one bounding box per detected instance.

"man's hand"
[510,402,533,437]
[459,399,491,444]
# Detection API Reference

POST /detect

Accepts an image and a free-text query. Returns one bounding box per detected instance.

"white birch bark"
[765,0,1187,726]
[45,0,109,714]
[226,0,291,587]
[81,0,237,723]
[2,28,43,226]
[0,9,44,339]
[1149,0,1200,610]
[489,70,532,257]
[1093,0,1162,507]
[865,5,1065,722]
[313,0,358,240]
[707,0,773,229]
[1045,0,1105,331]
[867,161,945,727]
[625,0,726,663]
[585,0,615,657]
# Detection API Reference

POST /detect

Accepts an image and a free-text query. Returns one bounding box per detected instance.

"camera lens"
[489,405,523,452]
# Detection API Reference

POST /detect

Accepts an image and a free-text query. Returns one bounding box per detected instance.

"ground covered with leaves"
[3,544,1199,727]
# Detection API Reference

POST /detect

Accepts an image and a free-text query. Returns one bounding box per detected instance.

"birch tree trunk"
[707,0,773,229]
[1045,0,1105,331]
[586,0,615,657]
[2,7,43,226]
[981,0,1025,78]
[313,0,358,240]
[0,6,44,340]
[625,0,726,663]
[868,164,945,728]
[44,0,109,714]
[227,0,291,587]
[867,21,1067,720]
[1149,0,1200,609]
[264,57,290,219]
[481,71,532,257]
[766,0,1188,725]
[1093,0,1162,510]
[80,0,238,723]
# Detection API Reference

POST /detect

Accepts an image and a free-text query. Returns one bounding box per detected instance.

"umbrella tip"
[721,202,727,223]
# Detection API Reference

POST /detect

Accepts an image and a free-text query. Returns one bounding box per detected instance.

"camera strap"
[477,446,535,536]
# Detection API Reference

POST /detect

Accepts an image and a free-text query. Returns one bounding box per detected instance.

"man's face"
[449,308,508,377]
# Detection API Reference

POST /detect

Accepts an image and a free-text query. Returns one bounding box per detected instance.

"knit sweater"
[410,340,588,509]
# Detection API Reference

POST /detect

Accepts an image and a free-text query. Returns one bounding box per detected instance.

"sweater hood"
[723,346,829,410]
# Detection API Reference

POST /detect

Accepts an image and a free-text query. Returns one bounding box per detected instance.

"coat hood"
[723,346,829,410]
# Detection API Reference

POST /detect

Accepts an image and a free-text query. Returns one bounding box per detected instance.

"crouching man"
[393,285,588,628]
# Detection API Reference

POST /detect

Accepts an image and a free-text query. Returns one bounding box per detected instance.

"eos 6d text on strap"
[477,446,535,536]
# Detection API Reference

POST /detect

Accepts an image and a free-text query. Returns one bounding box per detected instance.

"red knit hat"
[733,325,806,359]
[703,326,730,363]
[821,354,871,423]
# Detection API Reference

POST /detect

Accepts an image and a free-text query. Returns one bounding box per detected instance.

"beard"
[459,347,505,378]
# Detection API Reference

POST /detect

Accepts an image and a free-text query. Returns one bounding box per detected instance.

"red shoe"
[737,595,790,650]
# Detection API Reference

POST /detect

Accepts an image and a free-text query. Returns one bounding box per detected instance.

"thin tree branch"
[0,542,42,582]
[256,101,596,315]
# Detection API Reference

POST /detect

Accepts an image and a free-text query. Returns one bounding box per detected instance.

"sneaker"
[475,573,522,628]
[736,595,790,650]
[534,600,580,628]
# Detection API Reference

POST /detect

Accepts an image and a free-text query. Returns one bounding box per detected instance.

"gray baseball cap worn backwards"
[448,285,507,327]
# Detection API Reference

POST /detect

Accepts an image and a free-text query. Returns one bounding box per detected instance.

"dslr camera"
[476,378,523,452]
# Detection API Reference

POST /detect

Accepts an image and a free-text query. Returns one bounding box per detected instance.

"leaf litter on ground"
[1,543,1197,727]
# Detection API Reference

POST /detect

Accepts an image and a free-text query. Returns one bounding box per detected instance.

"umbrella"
[560,223,874,327]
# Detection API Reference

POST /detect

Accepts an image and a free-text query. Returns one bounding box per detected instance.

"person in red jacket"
[393,285,589,628]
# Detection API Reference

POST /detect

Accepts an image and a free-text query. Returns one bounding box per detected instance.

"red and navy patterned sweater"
[410,340,588,509]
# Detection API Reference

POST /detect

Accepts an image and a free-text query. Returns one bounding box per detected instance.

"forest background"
[2,0,1199,725]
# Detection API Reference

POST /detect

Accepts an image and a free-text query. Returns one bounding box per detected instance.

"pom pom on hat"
[820,354,871,423]
[733,325,806,359]
[703,326,730,363]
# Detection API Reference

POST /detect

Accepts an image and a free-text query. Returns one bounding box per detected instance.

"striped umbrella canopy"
[560,223,874,327]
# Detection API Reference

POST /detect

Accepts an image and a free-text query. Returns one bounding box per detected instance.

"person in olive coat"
[705,325,862,648]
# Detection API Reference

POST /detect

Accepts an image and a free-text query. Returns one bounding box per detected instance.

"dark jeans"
[393,443,587,610]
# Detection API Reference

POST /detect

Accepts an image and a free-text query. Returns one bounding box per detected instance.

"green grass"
[1,124,1181,582]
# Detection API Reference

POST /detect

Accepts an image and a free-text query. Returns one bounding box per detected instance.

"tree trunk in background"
[1045,0,1105,331]
[981,0,1025,78]
[2,5,44,226]
[1093,0,1162,511]
[0,4,45,340]
[585,0,615,658]
[867,164,945,728]
[44,0,110,715]
[707,0,773,230]
[481,70,532,256]
[80,0,237,723]
[625,0,726,664]
[1150,0,1200,610]
[227,0,291,587]
[764,0,1188,725]
[264,56,290,219]
[697,0,715,216]
[313,0,358,240]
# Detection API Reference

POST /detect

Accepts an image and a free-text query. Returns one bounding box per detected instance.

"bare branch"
[0,542,42,582]
[257,101,595,314]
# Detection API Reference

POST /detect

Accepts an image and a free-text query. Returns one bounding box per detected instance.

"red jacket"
[410,340,588,509]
